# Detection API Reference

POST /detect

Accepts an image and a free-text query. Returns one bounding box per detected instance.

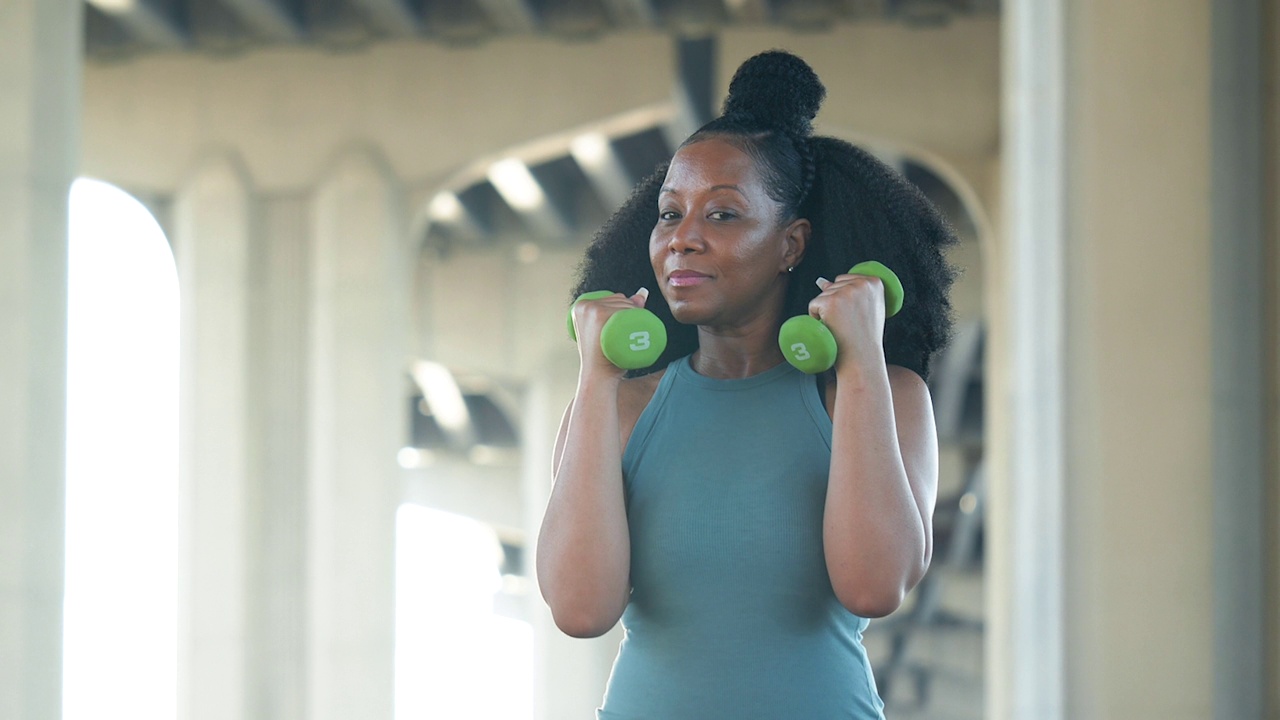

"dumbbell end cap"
[567,290,619,341]
[848,261,904,317]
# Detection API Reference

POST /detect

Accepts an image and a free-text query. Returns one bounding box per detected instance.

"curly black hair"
[571,50,958,380]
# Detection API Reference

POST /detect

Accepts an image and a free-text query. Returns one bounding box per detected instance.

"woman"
[537,50,957,718]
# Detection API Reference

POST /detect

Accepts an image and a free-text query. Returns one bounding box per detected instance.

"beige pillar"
[1063,2,1215,718]
[174,155,254,720]
[308,149,407,720]
[0,1,81,717]
[995,2,1272,719]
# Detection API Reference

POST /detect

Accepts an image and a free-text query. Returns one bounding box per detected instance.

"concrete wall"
[83,20,999,195]
[82,34,673,193]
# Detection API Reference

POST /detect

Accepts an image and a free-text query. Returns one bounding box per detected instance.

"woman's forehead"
[662,138,764,194]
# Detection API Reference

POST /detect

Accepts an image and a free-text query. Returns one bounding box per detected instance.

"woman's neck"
[691,314,787,379]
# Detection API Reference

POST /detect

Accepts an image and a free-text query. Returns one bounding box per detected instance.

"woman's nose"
[668,216,704,254]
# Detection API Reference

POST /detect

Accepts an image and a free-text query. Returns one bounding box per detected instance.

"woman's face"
[650,137,805,328]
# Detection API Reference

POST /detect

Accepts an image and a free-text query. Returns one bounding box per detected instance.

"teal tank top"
[598,355,886,719]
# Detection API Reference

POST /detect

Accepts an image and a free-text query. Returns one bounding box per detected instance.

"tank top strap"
[621,355,686,472]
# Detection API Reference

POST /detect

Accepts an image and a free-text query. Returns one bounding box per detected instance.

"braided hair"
[571,50,958,379]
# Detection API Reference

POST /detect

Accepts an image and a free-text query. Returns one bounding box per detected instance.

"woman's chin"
[666,301,711,326]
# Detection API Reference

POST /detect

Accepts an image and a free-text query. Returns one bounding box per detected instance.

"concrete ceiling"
[83,0,998,62]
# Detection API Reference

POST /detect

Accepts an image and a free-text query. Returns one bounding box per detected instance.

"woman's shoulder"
[820,364,927,415]
[551,366,668,472]
[618,367,666,452]
[620,367,665,399]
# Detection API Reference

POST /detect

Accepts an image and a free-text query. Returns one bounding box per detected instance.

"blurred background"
[1,1,1276,719]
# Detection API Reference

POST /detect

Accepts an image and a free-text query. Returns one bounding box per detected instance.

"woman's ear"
[782,218,811,271]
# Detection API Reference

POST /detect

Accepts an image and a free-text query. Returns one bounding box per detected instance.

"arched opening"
[64,178,180,719]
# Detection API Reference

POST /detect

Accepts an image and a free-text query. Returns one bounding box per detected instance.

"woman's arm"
[535,291,649,638]
[809,273,939,618]
[823,364,938,618]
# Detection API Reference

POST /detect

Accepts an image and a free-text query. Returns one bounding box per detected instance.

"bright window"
[64,178,179,719]
[395,504,533,720]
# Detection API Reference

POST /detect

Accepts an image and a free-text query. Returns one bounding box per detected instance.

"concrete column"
[994,1,1067,718]
[1208,0,1269,717]
[308,149,407,720]
[1063,2,1214,718]
[1269,2,1280,713]
[174,155,254,720]
[247,193,311,720]
[520,351,623,720]
[0,1,81,717]
[997,2,1262,719]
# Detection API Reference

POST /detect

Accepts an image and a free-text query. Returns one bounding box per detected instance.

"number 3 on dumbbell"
[629,332,651,352]
[790,343,811,362]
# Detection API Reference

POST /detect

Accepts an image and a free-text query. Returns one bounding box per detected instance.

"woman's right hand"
[571,288,651,378]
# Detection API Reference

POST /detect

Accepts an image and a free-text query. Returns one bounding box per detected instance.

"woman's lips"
[668,270,710,287]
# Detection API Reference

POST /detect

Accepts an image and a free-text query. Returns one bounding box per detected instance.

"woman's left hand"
[809,273,887,374]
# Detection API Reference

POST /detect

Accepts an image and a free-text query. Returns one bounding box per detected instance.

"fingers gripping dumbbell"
[567,291,668,370]
[777,261,904,374]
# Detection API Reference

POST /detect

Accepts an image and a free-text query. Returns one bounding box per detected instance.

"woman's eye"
[708,210,736,221]
[659,210,680,221]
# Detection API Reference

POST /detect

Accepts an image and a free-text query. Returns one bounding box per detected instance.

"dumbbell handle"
[779,261,903,374]
[568,291,668,370]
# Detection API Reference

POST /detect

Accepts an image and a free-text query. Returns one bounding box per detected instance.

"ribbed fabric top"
[597,355,885,720]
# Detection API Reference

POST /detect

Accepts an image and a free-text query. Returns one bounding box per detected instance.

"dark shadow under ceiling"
[83,0,999,62]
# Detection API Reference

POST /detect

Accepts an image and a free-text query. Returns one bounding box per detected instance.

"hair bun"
[721,50,826,137]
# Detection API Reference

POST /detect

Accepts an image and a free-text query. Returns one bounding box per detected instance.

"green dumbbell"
[778,261,904,374]
[567,290,668,370]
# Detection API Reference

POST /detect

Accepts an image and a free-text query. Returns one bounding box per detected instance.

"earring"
[787,266,795,273]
